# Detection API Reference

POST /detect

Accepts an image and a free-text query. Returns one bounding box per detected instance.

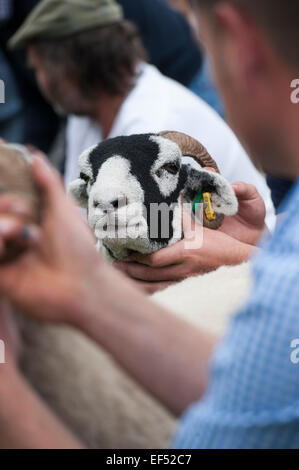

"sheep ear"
[68,178,88,208]
[182,165,238,216]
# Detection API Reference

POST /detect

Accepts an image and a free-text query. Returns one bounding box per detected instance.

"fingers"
[0,195,33,219]
[231,181,266,230]
[0,216,40,261]
[31,156,66,209]
[136,281,175,294]
[0,216,24,238]
[19,225,40,244]
[113,260,186,282]
[25,145,47,160]
[0,215,39,242]
[0,194,40,261]
[0,299,20,361]
[129,244,185,268]
[232,182,260,202]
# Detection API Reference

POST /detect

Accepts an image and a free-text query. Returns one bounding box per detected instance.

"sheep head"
[69,132,238,261]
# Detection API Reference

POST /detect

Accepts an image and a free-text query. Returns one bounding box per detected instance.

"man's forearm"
[0,367,84,449]
[72,265,218,416]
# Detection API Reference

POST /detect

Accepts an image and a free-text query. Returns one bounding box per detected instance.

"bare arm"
[72,264,218,416]
[0,157,216,416]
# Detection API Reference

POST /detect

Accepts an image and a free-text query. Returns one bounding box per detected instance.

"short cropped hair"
[193,0,299,67]
[30,20,147,97]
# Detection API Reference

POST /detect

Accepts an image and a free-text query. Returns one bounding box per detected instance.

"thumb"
[232,182,260,202]
[31,156,66,210]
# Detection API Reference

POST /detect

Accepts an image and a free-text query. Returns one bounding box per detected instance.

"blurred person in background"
[0,0,223,150]
[0,0,25,143]
[0,47,24,143]
[166,0,225,117]
[118,0,224,116]
[8,0,275,248]
[3,0,289,210]
[0,0,60,153]
[167,0,197,28]
[0,1,292,209]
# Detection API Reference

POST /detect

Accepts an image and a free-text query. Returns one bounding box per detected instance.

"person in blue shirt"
[0,0,298,449]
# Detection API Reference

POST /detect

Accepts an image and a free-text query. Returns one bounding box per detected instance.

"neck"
[281,98,299,179]
[255,65,299,180]
[91,93,126,139]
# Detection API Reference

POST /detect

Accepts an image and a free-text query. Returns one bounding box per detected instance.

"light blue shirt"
[173,180,299,449]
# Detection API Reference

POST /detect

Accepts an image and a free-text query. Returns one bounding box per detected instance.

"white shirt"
[66,63,275,231]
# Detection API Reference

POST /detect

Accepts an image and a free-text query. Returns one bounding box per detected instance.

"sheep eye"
[160,162,179,175]
[80,172,90,183]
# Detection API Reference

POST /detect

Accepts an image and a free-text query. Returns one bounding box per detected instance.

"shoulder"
[122,64,220,126]
[260,182,299,255]
[66,116,102,155]
[66,115,98,135]
[250,193,299,310]
[207,203,299,405]
[175,192,299,448]
[121,65,241,147]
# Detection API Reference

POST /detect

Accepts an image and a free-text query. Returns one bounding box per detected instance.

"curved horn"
[158,131,220,173]
[158,131,224,230]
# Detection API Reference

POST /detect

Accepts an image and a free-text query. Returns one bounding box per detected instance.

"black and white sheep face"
[69,134,238,260]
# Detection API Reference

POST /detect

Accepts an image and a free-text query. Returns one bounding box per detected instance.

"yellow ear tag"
[203,192,216,221]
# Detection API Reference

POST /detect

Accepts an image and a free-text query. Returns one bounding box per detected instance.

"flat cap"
[8,0,123,50]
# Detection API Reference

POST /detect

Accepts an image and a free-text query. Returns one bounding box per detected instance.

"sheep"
[69,132,239,261]
[152,262,252,337]
[0,141,251,449]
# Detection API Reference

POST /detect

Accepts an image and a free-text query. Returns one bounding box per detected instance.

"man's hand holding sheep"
[0,136,264,327]
[67,132,265,293]
[115,182,265,293]
[0,154,217,413]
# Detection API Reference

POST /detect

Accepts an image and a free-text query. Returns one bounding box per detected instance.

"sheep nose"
[110,196,128,210]
[93,196,128,211]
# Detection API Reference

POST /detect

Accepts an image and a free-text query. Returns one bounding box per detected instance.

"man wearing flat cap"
[8,0,275,247]
[9,0,123,48]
